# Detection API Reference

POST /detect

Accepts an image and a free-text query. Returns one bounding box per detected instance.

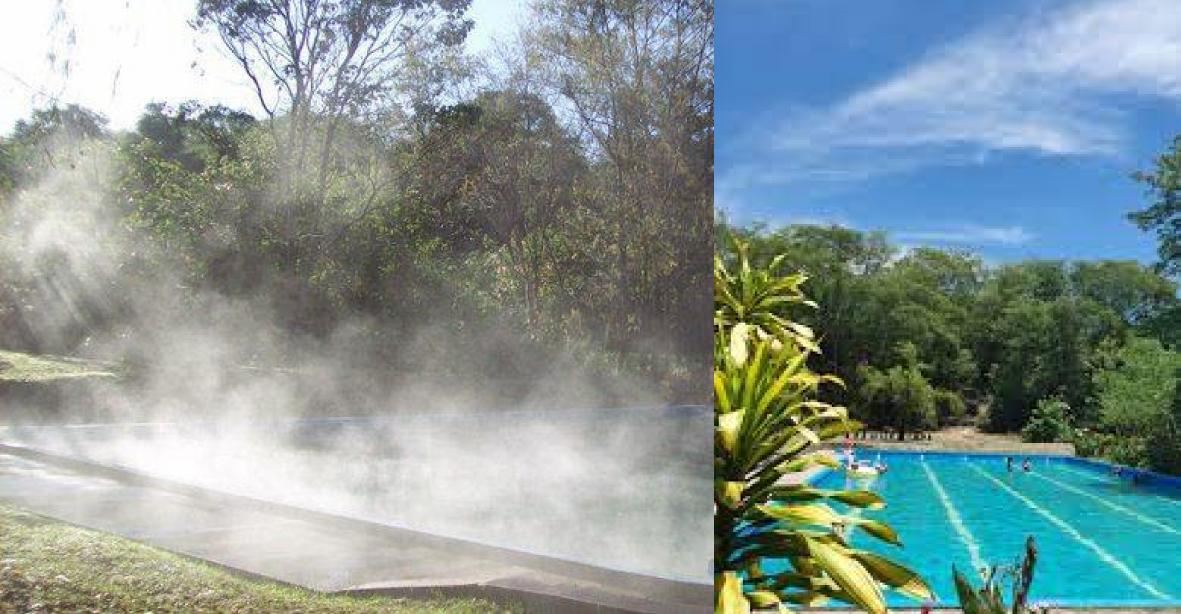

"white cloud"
[895,225,1034,246]
[728,0,1181,200]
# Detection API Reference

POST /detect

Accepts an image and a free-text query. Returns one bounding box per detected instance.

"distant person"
[1021,458,1032,472]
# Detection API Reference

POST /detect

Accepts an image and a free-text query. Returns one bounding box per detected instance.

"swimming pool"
[775,451,1181,607]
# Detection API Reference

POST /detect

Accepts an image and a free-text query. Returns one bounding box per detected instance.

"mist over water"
[5,409,711,581]
[0,135,712,583]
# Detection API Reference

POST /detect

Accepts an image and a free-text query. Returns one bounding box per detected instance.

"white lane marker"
[1057,464,1119,483]
[970,464,1171,600]
[921,462,985,572]
[1057,464,1181,509]
[1028,471,1181,538]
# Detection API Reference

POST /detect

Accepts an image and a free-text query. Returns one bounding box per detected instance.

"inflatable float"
[841,441,887,478]
[846,460,886,478]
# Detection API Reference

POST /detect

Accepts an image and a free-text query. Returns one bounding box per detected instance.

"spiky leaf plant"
[953,536,1039,614]
[715,242,932,614]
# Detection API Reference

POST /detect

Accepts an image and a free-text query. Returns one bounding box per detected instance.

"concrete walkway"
[0,445,709,613]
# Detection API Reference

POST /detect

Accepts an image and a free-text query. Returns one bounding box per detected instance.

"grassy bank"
[0,350,118,383]
[0,503,512,613]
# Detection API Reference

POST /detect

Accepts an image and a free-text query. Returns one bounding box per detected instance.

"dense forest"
[717,192,1181,472]
[0,1,714,407]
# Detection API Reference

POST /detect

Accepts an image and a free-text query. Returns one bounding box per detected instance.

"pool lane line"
[1027,471,1181,538]
[1056,464,1181,509]
[920,462,985,573]
[968,464,1171,600]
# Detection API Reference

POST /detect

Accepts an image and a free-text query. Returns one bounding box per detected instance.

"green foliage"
[1,0,714,396]
[1147,377,1181,475]
[722,222,1180,438]
[714,242,931,614]
[1093,336,1181,436]
[987,294,1114,431]
[934,388,967,426]
[855,348,938,438]
[0,350,118,383]
[1129,134,1181,277]
[1020,399,1071,443]
[1071,260,1178,324]
[1148,417,1181,475]
[1071,430,1150,468]
[0,503,508,613]
[953,537,1039,614]
[1080,338,1181,474]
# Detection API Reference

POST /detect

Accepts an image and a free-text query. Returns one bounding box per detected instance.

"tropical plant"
[714,242,931,614]
[953,536,1040,614]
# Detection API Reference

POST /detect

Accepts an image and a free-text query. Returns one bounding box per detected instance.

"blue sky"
[717,0,1181,265]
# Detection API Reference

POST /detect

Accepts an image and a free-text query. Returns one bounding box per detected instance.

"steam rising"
[0,136,711,582]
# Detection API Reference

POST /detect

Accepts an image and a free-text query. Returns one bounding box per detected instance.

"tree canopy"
[717,221,1181,439]
[0,0,714,407]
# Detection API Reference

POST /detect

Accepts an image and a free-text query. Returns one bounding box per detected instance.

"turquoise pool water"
[771,451,1181,607]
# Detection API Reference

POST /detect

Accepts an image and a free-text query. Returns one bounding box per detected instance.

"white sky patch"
[0,0,525,133]
[784,0,1181,158]
[727,0,1181,199]
[895,225,1034,246]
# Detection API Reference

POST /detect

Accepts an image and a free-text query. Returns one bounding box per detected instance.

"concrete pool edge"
[0,441,711,613]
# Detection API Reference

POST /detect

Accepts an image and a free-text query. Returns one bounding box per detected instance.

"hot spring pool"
[0,405,712,584]
[768,451,1181,607]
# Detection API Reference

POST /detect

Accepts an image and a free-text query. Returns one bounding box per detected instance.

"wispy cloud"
[727,0,1181,201]
[895,225,1034,246]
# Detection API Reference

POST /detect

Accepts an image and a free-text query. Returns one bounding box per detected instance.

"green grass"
[0,503,514,613]
[0,349,119,383]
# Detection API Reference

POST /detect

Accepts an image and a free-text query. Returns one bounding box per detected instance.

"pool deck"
[850,426,1075,455]
[0,442,710,613]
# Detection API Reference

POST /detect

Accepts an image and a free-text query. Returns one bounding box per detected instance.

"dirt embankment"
[850,426,1075,455]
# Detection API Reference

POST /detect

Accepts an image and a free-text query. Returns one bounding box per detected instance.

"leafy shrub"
[1021,399,1071,443]
[856,360,937,438]
[1148,416,1181,475]
[1106,436,1150,467]
[1071,429,1104,458]
[934,389,967,426]
[1071,430,1149,468]
[1147,385,1181,475]
[1094,336,1180,436]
